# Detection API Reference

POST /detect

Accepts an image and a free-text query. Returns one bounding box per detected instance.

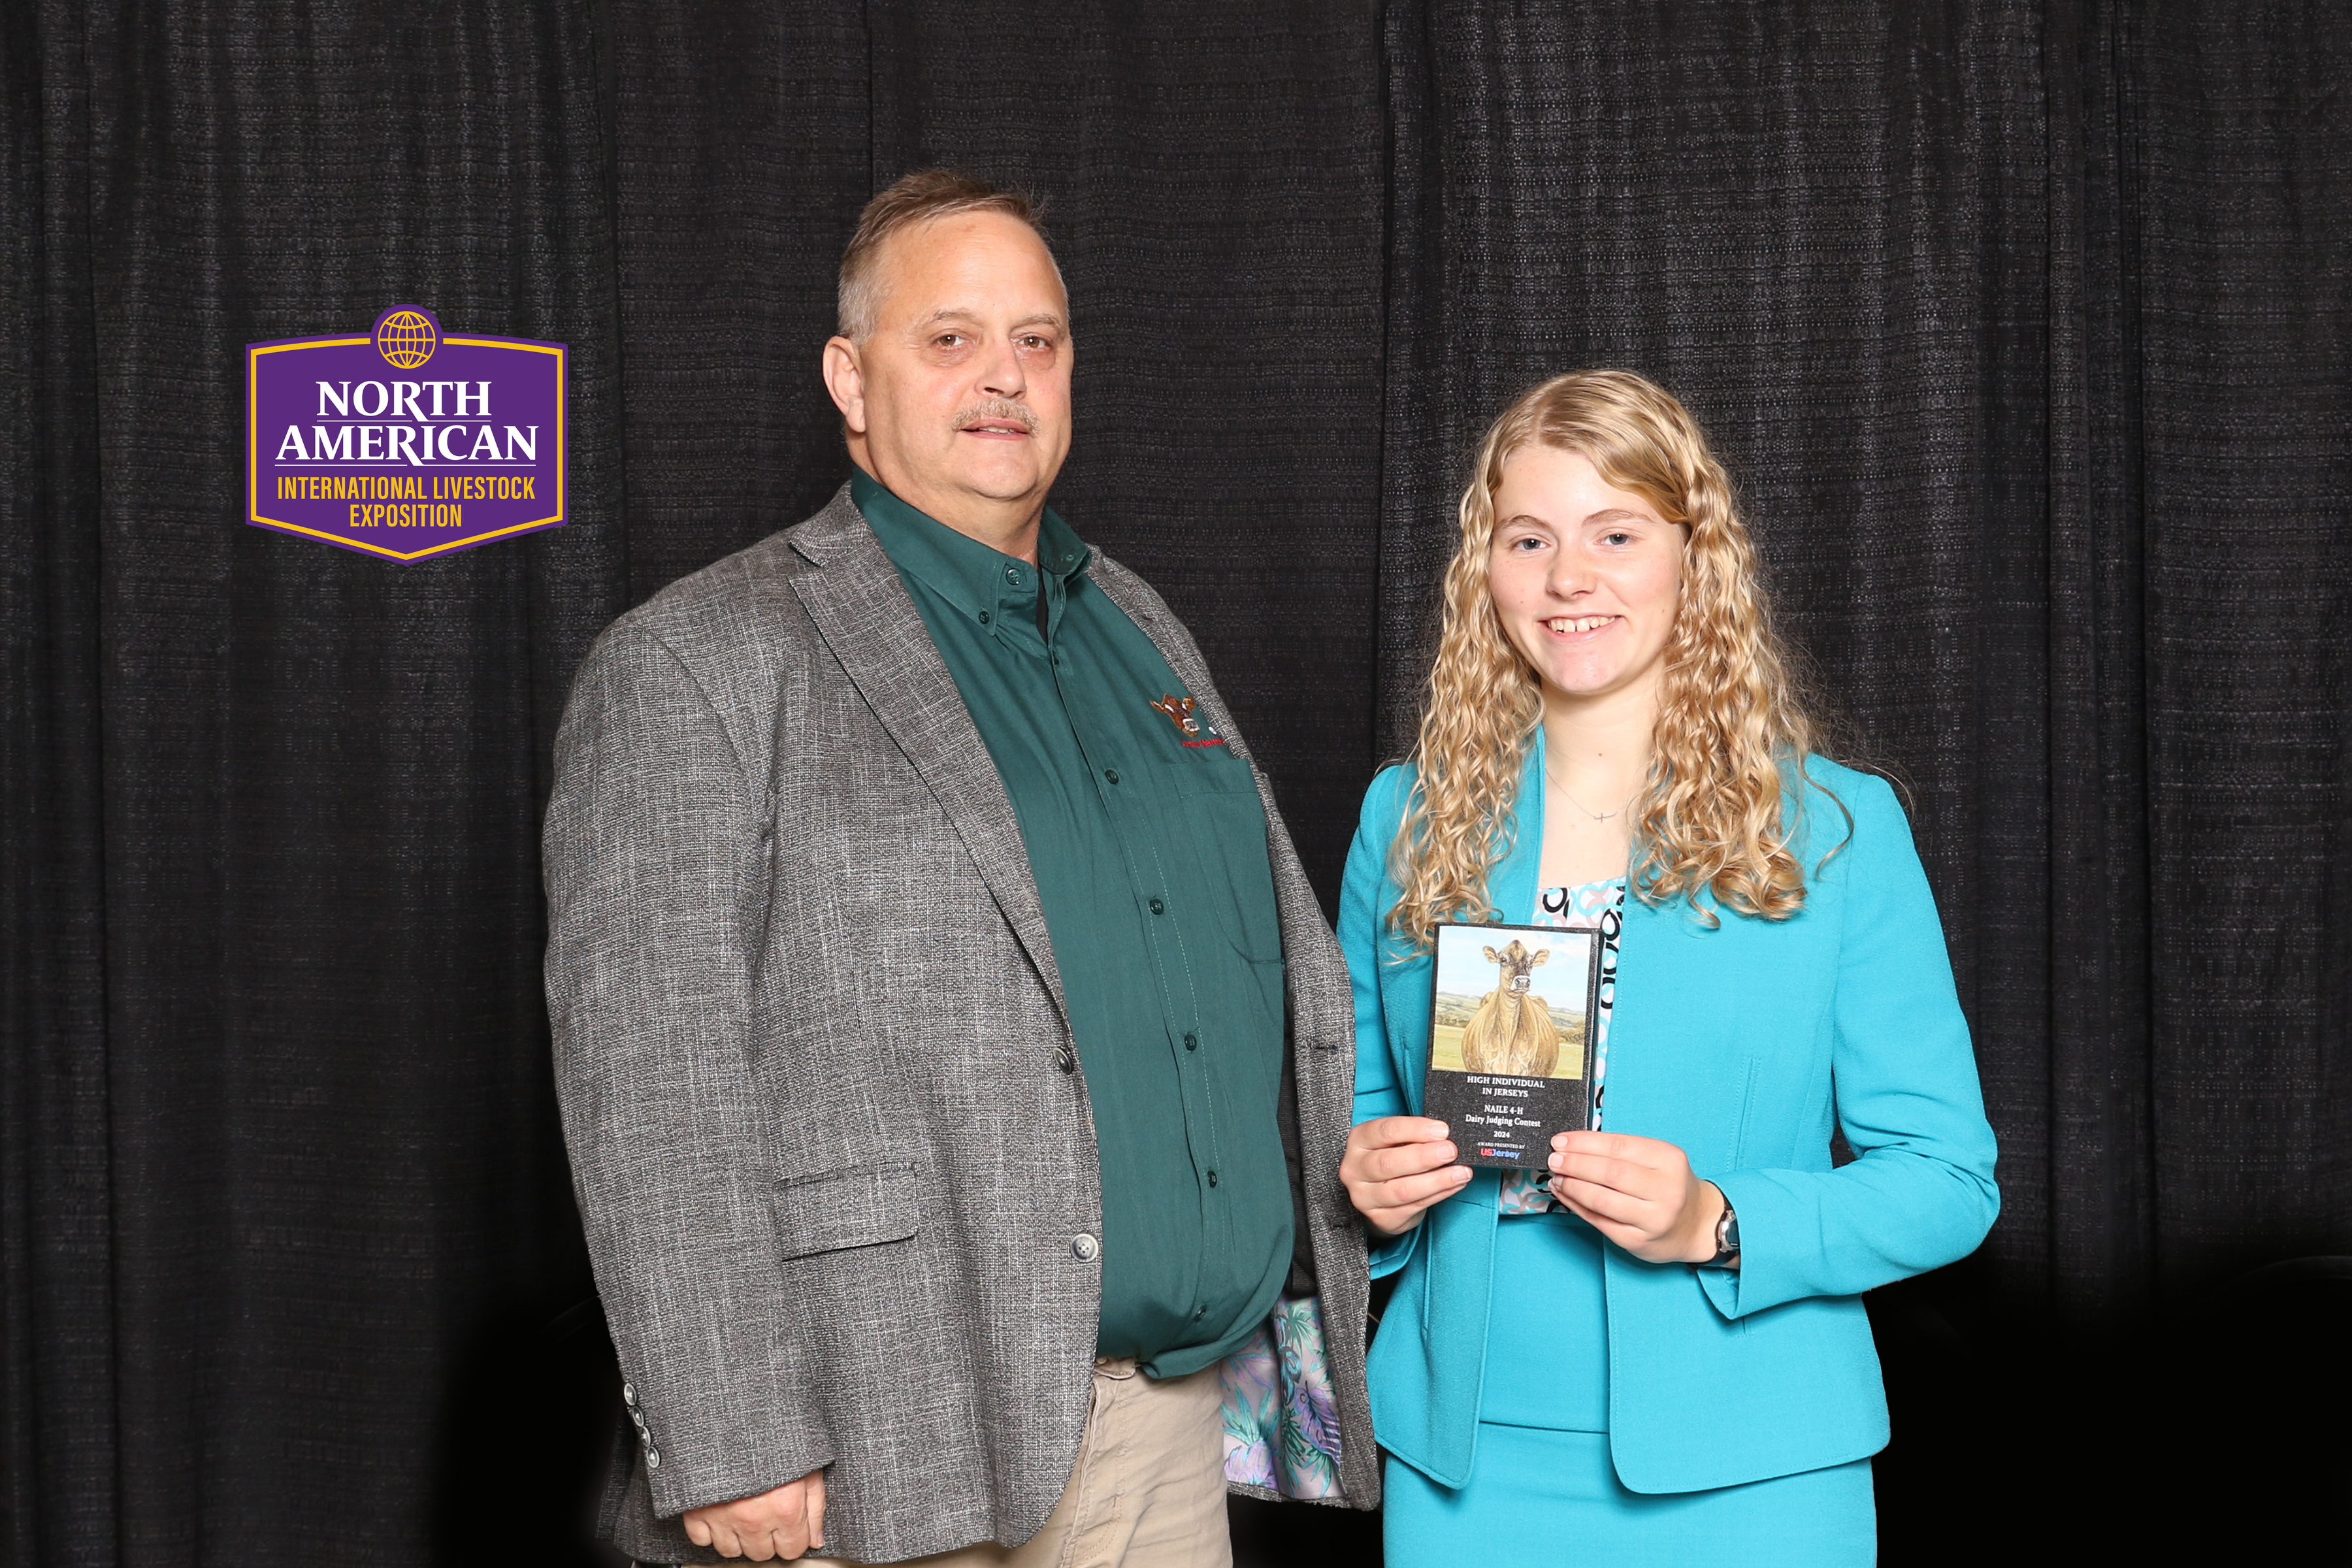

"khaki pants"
[805,1357,1232,1568]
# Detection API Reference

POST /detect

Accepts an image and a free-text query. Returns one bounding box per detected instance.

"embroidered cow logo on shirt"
[1149,693,1226,748]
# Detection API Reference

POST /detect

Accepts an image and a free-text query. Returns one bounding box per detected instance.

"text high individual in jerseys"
[542,170,1378,1565]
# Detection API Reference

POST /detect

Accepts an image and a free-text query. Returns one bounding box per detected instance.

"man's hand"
[1342,1116,1472,1237]
[683,1471,827,1561]
[1546,1130,1725,1264]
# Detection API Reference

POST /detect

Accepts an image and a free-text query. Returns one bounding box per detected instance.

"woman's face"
[1487,445,1686,706]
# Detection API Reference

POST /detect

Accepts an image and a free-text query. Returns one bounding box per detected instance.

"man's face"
[828,212,1073,524]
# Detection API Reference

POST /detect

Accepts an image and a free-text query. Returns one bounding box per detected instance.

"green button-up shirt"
[853,471,1292,1376]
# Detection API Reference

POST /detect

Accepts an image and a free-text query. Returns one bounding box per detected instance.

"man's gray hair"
[837,169,1060,342]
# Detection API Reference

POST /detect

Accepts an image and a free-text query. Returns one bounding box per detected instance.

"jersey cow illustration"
[1460,939,1561,1077]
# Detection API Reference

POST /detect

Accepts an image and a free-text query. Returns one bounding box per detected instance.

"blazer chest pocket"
[771,1163,921,1261]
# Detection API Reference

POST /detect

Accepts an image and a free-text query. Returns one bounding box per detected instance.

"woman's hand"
[1342,1117,1473,1237]
[1547,1130,1726,1264]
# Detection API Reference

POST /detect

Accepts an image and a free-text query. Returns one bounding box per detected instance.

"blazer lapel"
[785,492,1070,1023]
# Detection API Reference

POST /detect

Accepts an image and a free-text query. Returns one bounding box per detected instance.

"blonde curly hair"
[1390,370,1838,944]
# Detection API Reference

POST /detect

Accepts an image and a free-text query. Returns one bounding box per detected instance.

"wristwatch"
[1703,1200,1741,1269]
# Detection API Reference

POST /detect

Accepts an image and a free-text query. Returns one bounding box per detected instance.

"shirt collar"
[851,469,1090,628]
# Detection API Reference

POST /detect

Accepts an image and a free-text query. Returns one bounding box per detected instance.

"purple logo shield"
[246,305,566,560]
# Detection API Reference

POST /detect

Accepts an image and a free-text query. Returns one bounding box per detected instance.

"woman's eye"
[1602,531,1631,546]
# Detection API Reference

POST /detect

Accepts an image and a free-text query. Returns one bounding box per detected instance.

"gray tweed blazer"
[543,485,1377,1565]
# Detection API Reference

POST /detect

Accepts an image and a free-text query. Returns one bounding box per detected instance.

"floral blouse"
[1499,877,1625,1215]
[1219,1294,1343,1498]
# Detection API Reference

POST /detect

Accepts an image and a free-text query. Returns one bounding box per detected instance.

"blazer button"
[1056,1043,1077,1073]
[645,1447,661,1469]
[621,1382,637,1407]
[1071,1233,1100,1261]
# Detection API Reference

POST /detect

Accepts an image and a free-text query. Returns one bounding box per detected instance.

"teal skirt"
[1382,1424,1875,1567]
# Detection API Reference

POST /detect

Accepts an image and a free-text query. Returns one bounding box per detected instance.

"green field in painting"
[1430,994,1586,1079]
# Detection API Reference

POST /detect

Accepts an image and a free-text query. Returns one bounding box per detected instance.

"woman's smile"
[1543,613,1621,639]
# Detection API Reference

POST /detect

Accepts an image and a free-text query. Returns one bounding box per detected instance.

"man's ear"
[822,336,867,433]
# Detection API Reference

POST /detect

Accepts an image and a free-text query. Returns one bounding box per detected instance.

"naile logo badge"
[246,305,566,560]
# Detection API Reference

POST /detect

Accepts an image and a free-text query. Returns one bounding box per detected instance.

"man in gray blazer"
[543,169,1376,1566]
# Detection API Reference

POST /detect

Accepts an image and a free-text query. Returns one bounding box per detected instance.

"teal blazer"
[1344,738,1999,1494]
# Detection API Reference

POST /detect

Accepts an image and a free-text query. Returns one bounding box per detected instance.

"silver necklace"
[1544,764,1635,822]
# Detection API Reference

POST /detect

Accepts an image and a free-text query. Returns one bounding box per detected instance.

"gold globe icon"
[376,310,437,369]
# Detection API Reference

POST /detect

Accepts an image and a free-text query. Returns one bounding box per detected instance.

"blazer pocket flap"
[771,1164,920,1261]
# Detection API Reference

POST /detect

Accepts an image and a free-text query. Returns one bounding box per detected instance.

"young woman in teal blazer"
[1339,372,1999,1565]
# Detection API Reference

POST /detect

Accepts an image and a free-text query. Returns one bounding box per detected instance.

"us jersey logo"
[1149,693,1226,748]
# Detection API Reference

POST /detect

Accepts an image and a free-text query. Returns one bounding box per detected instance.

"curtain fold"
[2042,0,2159,1322]
[2128,0,2351,1290]
[2,8,117,1562]
[3,3,623,1563]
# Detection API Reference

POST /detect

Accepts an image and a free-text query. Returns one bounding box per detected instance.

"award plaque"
[1424,921,1603,1169]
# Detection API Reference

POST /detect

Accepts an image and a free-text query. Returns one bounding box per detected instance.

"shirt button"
[1207,1170,1219,1187]
[1148,897,1165,915]
[978,610,991,625]
[1183,1032,1198,1052]
[1072,1233,1100,1261]
[1193,1307,1207,1322]
[1104,768,1120,784]
[1055,1043,1077,1073]
[1005,565,1021,584]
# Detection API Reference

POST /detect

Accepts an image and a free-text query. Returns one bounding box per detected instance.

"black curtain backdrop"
[4,3,2346,1566]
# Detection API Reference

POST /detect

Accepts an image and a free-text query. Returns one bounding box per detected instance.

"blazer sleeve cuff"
[1692,1169,1791,1320]
[1367,1221,1420,1280]
[630,1379,832,1520]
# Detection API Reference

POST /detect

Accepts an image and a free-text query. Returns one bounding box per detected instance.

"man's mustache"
[954,398,1039,436]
